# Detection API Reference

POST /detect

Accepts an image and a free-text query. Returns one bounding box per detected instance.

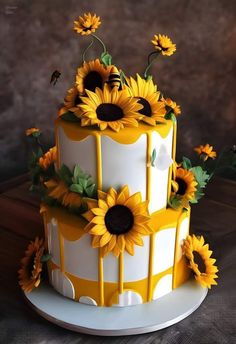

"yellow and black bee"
[107,66,121,90]
[50,70,61,86]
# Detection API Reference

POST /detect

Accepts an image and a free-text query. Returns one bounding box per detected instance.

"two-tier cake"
[19,13,218,315]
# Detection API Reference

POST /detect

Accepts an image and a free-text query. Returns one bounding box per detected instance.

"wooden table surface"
[0,175,236,344]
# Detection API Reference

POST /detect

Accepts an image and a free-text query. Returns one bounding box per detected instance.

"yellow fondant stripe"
[58,229,65,273]
[172,122,177,161]
[119,252,124,294]
[95,134,104,305]
[167,164,173,202]
[147,234,155,301]
[95,134,102,189]
[172,210,189,289]
[98,249,104,306]
[146,132,155,301]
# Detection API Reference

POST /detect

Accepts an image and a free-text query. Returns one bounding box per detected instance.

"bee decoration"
[107,66,121,90]
[50,70,61,86]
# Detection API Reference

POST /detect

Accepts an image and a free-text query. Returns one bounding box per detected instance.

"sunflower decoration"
[82,185,153,257]
[18,237,45,293]
[76,59,112,95]
[74,13,101,36]
[126,74,166,126]
[45,179,82,209]
[58,86,82,117]
[25,128,41,137]
[151,34,176,56]
[183,235,218,288]
[39,146,57,171]
[79,84,143,132]
[171,166,198,207]
[194,144,217,162]
[163,97,181,117]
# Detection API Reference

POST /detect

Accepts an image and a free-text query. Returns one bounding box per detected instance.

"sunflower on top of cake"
[58,13,180,132]
[20,13,236,298]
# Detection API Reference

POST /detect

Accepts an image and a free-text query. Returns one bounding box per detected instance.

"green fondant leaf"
[146,75,153,81]
[70,183,83,194]
[119,70,126,85]
[151,148,157,167]
[165,111,176,122]
[57,164,73,187]
[41,253,52,263]
[182,156,192,170]
[168,195,182,209]
[85,184,96,198]
[101,51,112,66]
[60,111,80,122]
[190,166,209,188]
[32,131,41,138]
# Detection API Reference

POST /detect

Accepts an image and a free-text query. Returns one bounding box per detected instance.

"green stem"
[207,147,228,181]
[144,51,160,79]
[91,33,106,54]
[82,37,94,62]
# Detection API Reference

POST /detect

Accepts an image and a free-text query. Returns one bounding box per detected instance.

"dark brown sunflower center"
[137,97,152,117]
[28,253,36,277]
[74,95,82,105]
[193,251,206,273]
[175,177,187,195]
[96,103,124,122]
[84,71,103,92]
[83,26,92,31]
[105,205,134,235]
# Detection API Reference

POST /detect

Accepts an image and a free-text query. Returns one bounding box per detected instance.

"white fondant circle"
[24,280,207,336]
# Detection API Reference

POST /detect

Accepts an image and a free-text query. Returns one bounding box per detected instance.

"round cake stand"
[24,280,207,336]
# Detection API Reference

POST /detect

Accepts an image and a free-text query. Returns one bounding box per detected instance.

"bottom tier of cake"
[41,205,191,307]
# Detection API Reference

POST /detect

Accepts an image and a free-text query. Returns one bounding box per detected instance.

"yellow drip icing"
[98,249,104,306]
[172,122,177,161]
[95,134,102,189]
[58,227,65,273]
[172,209,191,289]
[56,117,173,145]
[119,252,124,294]
[146,132,154,301]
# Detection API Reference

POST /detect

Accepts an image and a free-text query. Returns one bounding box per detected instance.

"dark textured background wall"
[0,0,235,181]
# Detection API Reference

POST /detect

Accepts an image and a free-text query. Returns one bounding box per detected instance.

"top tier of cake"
[55,118,176,214]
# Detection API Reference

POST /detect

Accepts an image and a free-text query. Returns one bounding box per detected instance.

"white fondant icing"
[51,269,75,299]
[58,127,97,184]
[152,274,173,300]
[150,128,173,213]
[153,144,172,171]
[47,221,60,266]
[153,228,176,275]
[124,236,150,282]
[177,217,190,262]
[103,252,119,282]
[113,291,143,307]
[79,296,97,306]
[101,135,147,198]
[64,235,98,280]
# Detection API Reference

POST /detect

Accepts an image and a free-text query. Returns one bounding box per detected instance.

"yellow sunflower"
[76,59,112,95]
[163,97,181,116]
[25,128,40,137]
[151,34,176,56]
[82,185,153,257]
[183,235,218,288]
[194,144,217,161]
[172,167,198,203]
[45,179,82,208]
[39,146,57,170]
[126,74,166,126]
[74,13,101,36]
[18,237,44,293]
[79,84,143,132]
[58,86,82,117]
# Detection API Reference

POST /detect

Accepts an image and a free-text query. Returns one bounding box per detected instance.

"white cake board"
[24,280,207,336]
